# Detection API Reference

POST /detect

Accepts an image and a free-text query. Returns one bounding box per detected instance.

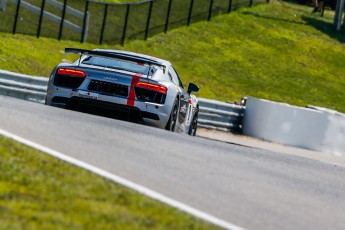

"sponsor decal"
[77,90,98,100]
[104,76,118,81]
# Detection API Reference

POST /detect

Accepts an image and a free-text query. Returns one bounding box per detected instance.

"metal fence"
[4,0,90,41]
[0,0,269,45]
[0,70,48,103]
[0,70,244,132]
[198,98,244,132]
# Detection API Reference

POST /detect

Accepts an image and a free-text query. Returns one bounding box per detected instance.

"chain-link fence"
[0,0,269,45]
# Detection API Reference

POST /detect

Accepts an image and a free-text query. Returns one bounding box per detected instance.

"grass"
[0,135,219,229]
[1,0,345,112]
[124,1,345,111]
[0,0,264,44]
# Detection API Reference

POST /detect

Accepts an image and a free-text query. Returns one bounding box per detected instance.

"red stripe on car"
[127,73,142,106]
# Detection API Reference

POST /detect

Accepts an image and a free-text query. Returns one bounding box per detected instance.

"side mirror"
[187,83,199,94]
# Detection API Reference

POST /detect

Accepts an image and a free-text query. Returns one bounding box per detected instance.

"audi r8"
[45,48,199,135]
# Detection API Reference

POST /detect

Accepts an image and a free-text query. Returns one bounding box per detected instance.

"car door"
[168,66,190,128]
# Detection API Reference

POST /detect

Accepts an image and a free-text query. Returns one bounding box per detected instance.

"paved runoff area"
[197,128,345,168]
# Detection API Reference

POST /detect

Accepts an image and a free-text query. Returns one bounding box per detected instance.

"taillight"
[135,82,167,94]
[57,68,86,77]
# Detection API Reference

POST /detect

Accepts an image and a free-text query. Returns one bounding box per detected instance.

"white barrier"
[243,97,345,156]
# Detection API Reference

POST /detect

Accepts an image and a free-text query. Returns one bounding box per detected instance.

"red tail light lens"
[135,82,167,94]
[57,68,86,77]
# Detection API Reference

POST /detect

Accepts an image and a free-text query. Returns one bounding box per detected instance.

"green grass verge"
[0,135,219,230]
[1,0,345,112]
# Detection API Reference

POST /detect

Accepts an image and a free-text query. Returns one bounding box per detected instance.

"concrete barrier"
[243,97,345,156]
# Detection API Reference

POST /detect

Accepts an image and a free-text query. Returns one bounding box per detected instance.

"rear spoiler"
[65,48,164,67]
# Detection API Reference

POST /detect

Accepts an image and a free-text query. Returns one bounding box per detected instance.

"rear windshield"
[82,56,157,75]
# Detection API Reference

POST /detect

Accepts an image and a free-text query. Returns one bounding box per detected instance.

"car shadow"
[240,11,307,25]
[302,16,345,43]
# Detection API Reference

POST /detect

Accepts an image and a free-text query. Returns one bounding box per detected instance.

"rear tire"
[188,112,198,136]
[165,98,179,132]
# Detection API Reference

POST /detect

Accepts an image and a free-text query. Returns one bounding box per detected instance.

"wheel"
[188,112,198,136]
[165,98,179,132]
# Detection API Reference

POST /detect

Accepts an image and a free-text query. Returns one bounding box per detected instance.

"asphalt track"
[1,95,345,230]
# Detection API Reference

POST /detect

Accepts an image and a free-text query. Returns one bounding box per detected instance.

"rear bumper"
[49,96,161,125]
[69,97,147,123]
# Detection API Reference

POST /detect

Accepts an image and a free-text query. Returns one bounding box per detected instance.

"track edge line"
[0,128,246,230]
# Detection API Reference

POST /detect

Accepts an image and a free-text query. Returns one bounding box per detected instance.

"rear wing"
[65,48,165,67]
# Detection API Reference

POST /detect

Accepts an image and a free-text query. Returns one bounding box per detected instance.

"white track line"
[0,128,246,230]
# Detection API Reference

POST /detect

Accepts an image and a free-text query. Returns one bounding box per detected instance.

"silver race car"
[45,48,199,135]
